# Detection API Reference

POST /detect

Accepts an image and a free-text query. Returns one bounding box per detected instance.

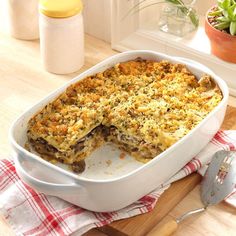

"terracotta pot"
[205,8,236,63]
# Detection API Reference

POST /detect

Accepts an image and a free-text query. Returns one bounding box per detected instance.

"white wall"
[83,0,112,43]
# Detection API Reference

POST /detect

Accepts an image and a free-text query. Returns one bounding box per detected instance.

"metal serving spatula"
[147,150,236,236]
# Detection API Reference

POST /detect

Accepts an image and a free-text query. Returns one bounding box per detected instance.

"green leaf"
[227,4,236,19]
[208,9,223,16]
[230,21,236,34]
[122,0,165,20]
[188,9,199,27]
[222,0,231,9]
[233,5,236,20]
[129,2,166,17]
[218,0,227,10]
[215,21,231,30]
[166,0,183,4]
[217,0,223,9]
[223,9,229,18]
[177,6,198,28]
[216,16,230,22]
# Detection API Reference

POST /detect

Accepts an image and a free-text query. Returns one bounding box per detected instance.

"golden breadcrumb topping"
[28,59,222,159]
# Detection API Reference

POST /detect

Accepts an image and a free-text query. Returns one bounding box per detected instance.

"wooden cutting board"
[98,106,236,236]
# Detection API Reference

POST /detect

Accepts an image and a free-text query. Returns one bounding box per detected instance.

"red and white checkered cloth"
[1,130,236,236]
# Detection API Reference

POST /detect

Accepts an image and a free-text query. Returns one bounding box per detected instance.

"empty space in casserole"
[27,59,223,173]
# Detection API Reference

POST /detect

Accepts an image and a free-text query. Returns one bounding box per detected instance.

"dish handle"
[173,56,213,75]
[14,154,84,196]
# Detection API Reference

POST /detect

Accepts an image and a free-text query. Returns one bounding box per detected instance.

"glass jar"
[158,1,199,37]
[39,0,84,74]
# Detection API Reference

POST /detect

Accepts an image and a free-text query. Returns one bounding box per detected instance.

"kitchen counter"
[0,24,236,236]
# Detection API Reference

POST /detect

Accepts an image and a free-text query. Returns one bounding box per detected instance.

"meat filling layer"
[106,126,162,162]
[28,126,104,173]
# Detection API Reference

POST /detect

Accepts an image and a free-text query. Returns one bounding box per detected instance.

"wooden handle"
[147,219,178,236]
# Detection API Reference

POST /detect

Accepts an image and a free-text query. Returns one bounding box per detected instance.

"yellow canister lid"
[39,0,83,18]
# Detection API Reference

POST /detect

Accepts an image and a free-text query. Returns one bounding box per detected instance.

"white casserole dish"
[10,50,229,212]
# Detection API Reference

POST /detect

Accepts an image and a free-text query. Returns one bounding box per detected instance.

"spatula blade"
[201,150,236,206]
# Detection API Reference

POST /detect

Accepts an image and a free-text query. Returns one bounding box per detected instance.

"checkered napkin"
[1,131,236,236]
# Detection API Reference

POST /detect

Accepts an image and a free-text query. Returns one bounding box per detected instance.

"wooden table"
[1,26,236,236]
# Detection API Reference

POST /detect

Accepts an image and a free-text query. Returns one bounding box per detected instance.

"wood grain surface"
[221,106,236,130]
[100,174,201,236]
[0,12,236,235]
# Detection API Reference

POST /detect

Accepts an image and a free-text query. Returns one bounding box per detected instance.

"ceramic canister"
[39,0,84,74]
[6,0,39,40]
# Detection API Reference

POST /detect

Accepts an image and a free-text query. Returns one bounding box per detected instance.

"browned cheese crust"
[27,59,223,171]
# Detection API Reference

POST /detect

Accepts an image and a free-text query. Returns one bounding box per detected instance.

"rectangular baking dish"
[10,50,229,212]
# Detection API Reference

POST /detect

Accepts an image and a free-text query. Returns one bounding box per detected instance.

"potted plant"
[205,0,236,63]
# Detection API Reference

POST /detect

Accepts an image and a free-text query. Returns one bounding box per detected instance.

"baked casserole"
[27,59,223,173]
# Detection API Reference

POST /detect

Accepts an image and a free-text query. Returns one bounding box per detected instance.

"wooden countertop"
[0,22,236,236]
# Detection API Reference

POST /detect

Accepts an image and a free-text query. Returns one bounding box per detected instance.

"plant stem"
[123,0,199,28]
